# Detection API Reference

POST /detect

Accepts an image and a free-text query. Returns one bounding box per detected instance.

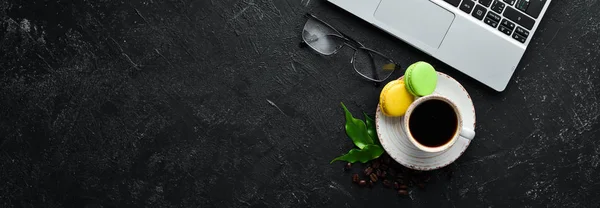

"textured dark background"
[1,0,599,207]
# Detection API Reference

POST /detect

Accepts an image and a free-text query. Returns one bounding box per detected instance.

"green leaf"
[363,113,380,145]
[341,102,373,149]
[330,144,384,164]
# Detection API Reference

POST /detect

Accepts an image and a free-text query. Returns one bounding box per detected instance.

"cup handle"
[459,127,476,140]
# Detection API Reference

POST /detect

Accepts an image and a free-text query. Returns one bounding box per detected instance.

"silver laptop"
[326,0,551,92]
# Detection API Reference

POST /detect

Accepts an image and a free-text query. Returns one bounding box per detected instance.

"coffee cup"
[401,94,475,153]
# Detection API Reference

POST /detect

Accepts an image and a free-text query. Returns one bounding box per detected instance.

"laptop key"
[490,1,505,14]
[472,5,487,20]
[501,19,515,30]
[512,33,526,43]
[515,0,529,12]
[460,0,475,13]
[498,25,513,36]
[503,7,535,30]
[478,0,493,7]
[484,18,498,28]
[486,11,501,22]
[515,27,530,37]
[503,0,516,6]
[444,0,462,7]
[517,0,547,18]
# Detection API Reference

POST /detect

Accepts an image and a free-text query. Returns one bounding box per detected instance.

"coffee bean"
[383,157,391,164]
[370,173,378,182]
[388,169,397,177]
[398,190,408,196]
[395,178,405,184]
[352,173,359,183]
[364,167,373,176]
[383,180,392,188]
[372,161,380,169]
[380,164,389,171]
[344,157,433,192]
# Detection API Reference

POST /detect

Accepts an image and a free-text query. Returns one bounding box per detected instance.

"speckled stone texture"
[1,0,599,207]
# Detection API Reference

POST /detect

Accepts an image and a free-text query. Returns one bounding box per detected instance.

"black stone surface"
[1,0,599,207]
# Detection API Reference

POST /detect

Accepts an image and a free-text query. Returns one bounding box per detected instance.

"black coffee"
[408,99,458,147]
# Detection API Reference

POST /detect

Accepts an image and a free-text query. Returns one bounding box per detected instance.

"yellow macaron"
[379,79,414,117]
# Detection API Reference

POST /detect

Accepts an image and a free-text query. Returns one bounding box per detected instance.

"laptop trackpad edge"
[374,0,454,49]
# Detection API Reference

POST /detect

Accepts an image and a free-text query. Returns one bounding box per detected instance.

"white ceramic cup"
[402,94,476,153]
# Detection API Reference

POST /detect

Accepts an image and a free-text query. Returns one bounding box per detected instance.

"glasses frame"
[300,13,401,83]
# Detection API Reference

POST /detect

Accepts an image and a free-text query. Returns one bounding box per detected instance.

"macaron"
[404,61,438,97]
[379,79,414,117]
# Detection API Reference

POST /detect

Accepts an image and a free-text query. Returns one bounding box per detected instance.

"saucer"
[375,72,476,171]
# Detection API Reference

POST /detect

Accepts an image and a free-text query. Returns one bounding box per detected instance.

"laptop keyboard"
[443,0,547,44]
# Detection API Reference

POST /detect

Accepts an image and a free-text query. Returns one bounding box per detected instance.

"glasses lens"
[302,18,345,55]
[352,48,397,82]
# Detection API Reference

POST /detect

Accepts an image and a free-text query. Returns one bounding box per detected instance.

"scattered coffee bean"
[383,157,391,164]
[364,167,373,176]
[343,153,434,194]
[372,161,380,169]
[388,169,396,177]
[396,178,406,185]
[383,180,392,188]
[398,190,408,196]
[352,173,359,183]
[370,173,378,182]
[380,164,389,171]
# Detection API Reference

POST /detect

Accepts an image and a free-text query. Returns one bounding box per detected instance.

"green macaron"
[404,61,438,97]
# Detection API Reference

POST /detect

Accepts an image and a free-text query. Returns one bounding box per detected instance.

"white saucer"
[375,72,476,171]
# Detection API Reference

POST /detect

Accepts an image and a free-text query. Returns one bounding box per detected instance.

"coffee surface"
[408,99,458,147]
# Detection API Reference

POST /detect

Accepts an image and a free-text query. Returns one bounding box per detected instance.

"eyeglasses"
[300,13,400,83]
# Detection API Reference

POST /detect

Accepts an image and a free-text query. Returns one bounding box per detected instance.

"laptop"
[326,0,551,92]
